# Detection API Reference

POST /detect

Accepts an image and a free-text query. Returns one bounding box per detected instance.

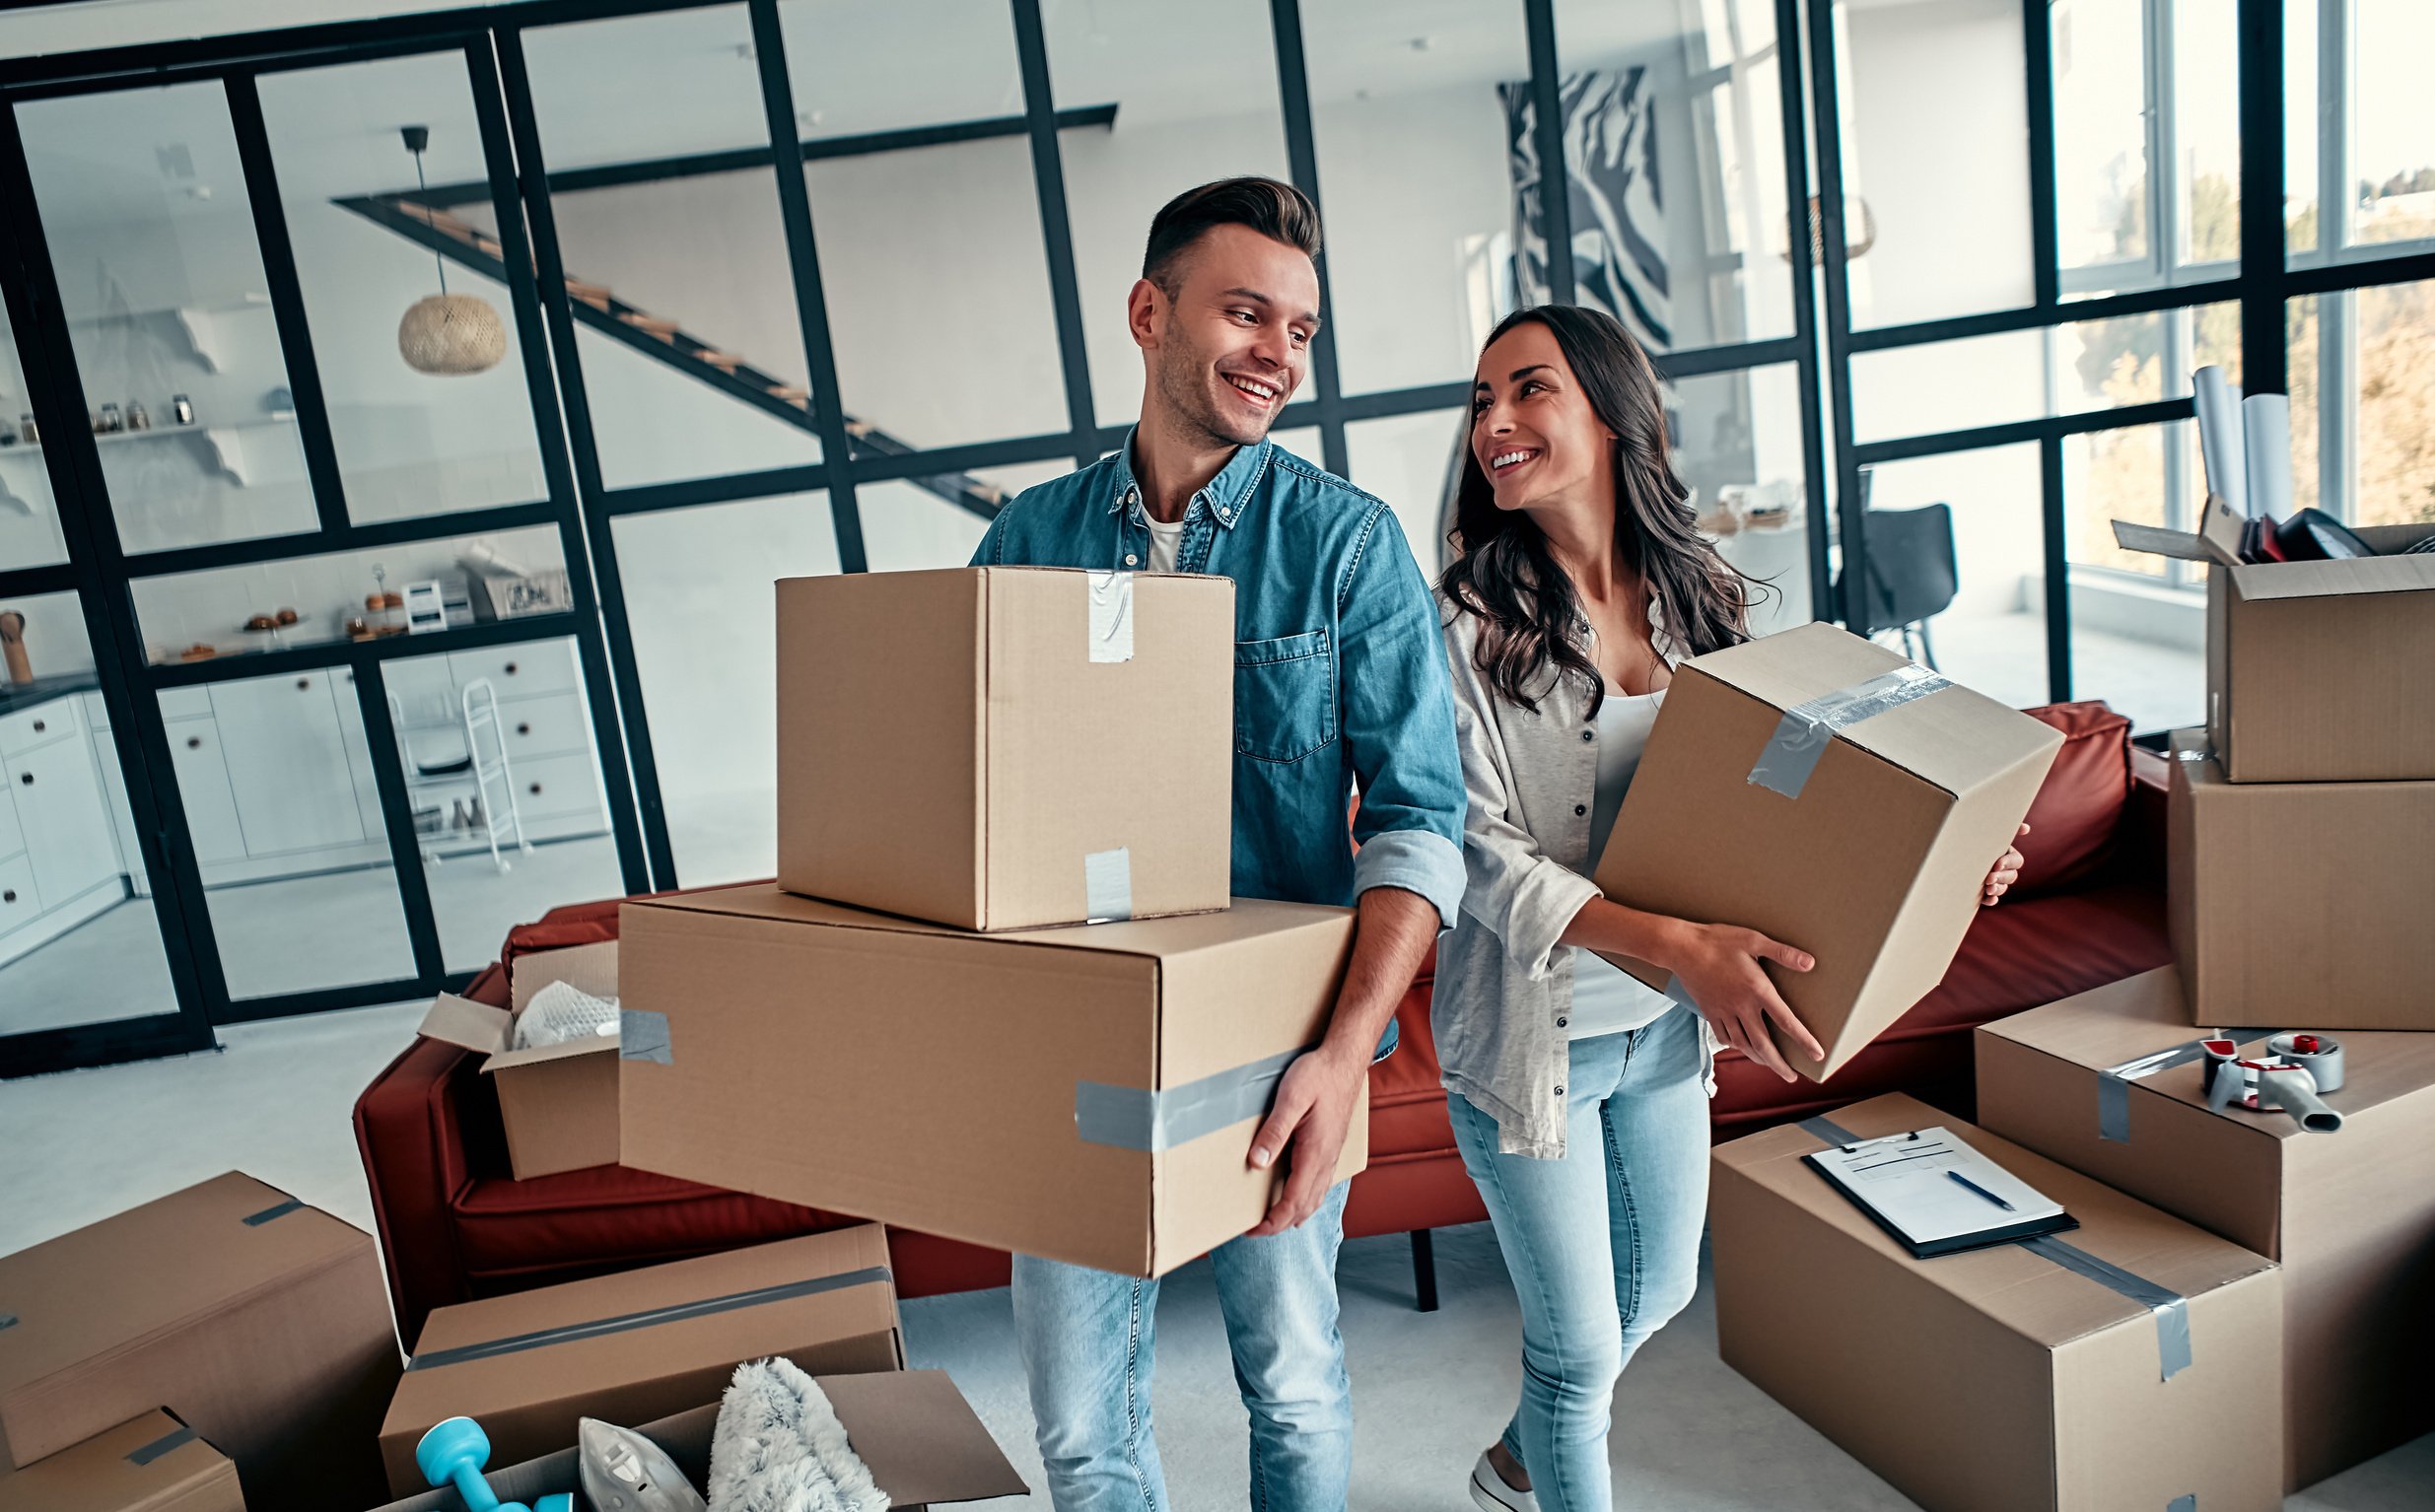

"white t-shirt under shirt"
[1145,515,1186,573]
[1568,685,1677,1040]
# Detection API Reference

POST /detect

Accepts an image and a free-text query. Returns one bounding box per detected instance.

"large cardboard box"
[416,940,622,1178]
[369,1371,1024,1510]
[0,1174,396,1512]
[0,1410,244,1512]
[1976,967,2435,1490]
[776,567,1234,931]
[1591,623,2061,1079]
[2115,497,2435,782]
[378,1225,902,1496]
[2166,731,2435,1030]
[619,883,1363,1276]
[1711,1093,2281,1512]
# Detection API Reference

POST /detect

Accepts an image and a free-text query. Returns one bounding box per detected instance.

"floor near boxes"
[2,1001,2428,1511]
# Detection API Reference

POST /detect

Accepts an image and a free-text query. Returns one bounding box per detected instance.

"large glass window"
[2288,279,2435,528]
[0,293,66,572]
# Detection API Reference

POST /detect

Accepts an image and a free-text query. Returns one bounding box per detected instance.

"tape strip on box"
[1084,847,1135,923]
[1087,571,1135,664]
[125,1425,198,1466]
[1076,1044,1314,1152]
[242,1199,304,1226]
[619,1008,674,1065]
[404,1267,894,1373]
[1748,664,1952,798]
[2097,1029,2284,1142]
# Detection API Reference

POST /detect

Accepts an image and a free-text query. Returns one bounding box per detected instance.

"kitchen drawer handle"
[505,661,519,675]
[517,722,531,736]
[528,782,542,794]
[187,736,203,750]
[18,773,30,786]
[296,677,312,690]
[30,719,43,733]
[1,890,14,904]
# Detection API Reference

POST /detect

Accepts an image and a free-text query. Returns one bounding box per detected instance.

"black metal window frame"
[0,0,2423,1075]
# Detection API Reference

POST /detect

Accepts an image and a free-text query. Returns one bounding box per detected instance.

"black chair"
[1835,502,1959,670]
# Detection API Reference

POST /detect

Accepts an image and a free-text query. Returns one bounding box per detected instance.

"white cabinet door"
[9,734,120,909]
[210,673,367,857]
[166,720,247,866]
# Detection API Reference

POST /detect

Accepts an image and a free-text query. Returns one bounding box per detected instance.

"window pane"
[1346,409,1464,580]
[174,662,418,999]
[2052,0,2149,275]
[1853,445,2046,711]
[1674,363,1812,636]
[2174,0,2241,266]
[857,472,1009,571]
[1853,305,2237,446]
[2286,0,2320,254]
[783,1,1069,450]
[1303,2,1530,394]
[1842,0,2034,328]
[0,592,180,1032]
[0,290,67,572]
[519,6,824,492]
[2350,0,2435,248]
[1553,0,1798,350]
[1047,0,1293,429]
[18,83,317,556]
[2063,423,2206,735]
[2290,281,2435,529]
[254,51,551,526]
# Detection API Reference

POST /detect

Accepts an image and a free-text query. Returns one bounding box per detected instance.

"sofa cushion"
[2010,702,2132,897]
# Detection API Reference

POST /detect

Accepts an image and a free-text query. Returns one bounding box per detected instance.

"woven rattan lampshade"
[398,292,506,375]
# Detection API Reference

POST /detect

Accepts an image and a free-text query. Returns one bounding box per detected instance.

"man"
[970,177,1466,1510]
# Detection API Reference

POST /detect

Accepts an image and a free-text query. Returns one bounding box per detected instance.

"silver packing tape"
[406,1267,893,1373]
[2169,1497,2196,1512]
[1084,847,1135,924]
[242,1199,303,1226]
[0,1314,16,1333]
[2098,1029,2283,1142]
[1748,664,1952,798]
[1087,570,1135,664]
[619,1008,674,1065]
[1798,1116,2194,1380]
[1076,1044,1312,1152]
[126,1425,197,1466]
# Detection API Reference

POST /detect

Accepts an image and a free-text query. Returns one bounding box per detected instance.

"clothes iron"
[578,1417,707,1512]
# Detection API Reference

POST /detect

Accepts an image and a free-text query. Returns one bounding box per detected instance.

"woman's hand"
[1981,822,2030,907]
[1669,922,1821,1082]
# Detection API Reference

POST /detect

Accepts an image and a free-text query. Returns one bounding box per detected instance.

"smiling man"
[971,177,1466,1511]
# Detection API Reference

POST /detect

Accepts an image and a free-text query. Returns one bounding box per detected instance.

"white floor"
[1,1004,2425,1511]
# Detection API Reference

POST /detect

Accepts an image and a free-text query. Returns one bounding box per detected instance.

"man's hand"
[1243,1042,1367,1237]
[1982,822,2030,906]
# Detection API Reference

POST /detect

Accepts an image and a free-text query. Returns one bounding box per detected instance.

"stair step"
[766,384,809,407]
[621,312,681,339]
[398,201,478,236]
[564,279,613,310]
[693,350,745,372]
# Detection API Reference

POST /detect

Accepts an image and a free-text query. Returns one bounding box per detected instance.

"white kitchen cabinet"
[0,759,22,858]
[11,733,120,910]
[164,716,248,867]
[209,672,367,857]
[0,854,38,936]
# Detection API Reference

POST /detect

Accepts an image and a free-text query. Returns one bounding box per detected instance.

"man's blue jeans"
[1010,1179,1354,1512]
[1446,1004,1711,1512]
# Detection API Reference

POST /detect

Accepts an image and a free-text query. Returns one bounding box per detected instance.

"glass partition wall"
[2,0,2424,1074]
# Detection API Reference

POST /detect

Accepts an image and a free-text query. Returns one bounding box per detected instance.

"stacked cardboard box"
[0,1409,244,1512]
[618,567,1363,1278]
[414,938,622,1178]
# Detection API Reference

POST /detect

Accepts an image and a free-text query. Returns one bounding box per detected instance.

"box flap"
[0,1409,237,1512]
[416,993,509,1057]
[510,939,618,1013]
[2230,551,2435,601]
[821,1370,1031,1505]
[480,1032,619,1075]
[0,1174,369,1412]
[2111,493,2247,566]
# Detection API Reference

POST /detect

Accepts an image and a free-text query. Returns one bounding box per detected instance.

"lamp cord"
[411,148,450,299]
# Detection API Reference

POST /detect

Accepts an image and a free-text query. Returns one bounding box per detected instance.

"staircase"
[339,193,1013,521]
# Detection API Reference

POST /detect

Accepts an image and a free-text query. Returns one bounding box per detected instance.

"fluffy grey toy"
[706,1356,890,1512]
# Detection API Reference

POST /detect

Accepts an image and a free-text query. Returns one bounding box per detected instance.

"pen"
[1946,1170,2016,1212]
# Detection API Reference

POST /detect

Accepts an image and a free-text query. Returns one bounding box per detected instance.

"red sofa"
[357,703,2170,1348]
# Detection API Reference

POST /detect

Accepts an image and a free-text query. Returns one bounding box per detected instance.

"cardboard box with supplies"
[415,939,622,1178]
[0,1409,243,1512]
[369,1369,1025,1511]
[776,567,1234,931]
[0,1173,397,1512]
[2165,730,2435,1030]
[377,1224,901,1496]
[2113,495,2435,783]
[1590,621,2061,1080]
[1710,1093,2282,1512]
[1976,967,2435,1490]
[618,883,1363,1277]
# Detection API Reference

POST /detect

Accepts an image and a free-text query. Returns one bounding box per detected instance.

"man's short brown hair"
[1142,176,1322,297]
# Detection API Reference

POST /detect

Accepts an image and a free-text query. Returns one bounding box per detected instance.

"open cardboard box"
[0,1409,244,1512]
[369,1371,1025,1511]
[2113,494,2435,783]
[416,939,621,1178]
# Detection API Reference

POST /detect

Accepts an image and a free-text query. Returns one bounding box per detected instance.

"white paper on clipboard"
[1806,1127,2064,1251]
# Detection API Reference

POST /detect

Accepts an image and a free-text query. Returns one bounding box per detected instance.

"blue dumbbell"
[414,1416,573,1512]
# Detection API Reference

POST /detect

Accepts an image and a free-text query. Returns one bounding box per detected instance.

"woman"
[1434,305,2026,1512]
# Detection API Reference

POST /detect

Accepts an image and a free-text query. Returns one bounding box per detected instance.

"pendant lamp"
[396,124,507,375]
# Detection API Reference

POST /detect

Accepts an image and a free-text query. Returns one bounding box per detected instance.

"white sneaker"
[1469,1452,1539,1512]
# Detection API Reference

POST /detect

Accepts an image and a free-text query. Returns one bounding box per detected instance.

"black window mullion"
[1774,0,1833,623]
[224,71,353,535]
[351,658,448,983]
[1008,0,1103,472]
[2237,0,2286,394]
[2040,433,2071,702]
[745,0,869,575]
[1801,0,1865,630]
[1522,0,1576,307]
[2024,0,2060,310]
[1266,0,1349,477]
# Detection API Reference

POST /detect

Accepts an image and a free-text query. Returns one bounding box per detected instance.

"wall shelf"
[0,414,298,488]
[63,294,275,375]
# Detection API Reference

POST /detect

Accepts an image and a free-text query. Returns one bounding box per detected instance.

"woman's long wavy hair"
[1440,305,1765,715]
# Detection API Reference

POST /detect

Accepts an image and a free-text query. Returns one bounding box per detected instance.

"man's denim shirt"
[971,434,1468,1058]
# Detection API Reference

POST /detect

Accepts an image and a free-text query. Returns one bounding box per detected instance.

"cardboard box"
[1976,967,2435,1490]
[2114,496,2435,782]
[369,1370,1024,1510]
[1711,1093,2281,1512]
[2166,732,2435,1030]
[416,939,622,1178]
[379,1225,902,1496]
[1591,622,2061,1079]
[776,567,1233,931]
[0,1173,397,1512]
[618,883,1363,1276]
[0,1409,243,1512]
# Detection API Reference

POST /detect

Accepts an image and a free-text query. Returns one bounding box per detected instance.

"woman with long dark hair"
[1435,306,2025,1512]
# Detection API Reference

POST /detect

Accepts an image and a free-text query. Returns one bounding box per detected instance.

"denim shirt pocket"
[1233,629,1337,764]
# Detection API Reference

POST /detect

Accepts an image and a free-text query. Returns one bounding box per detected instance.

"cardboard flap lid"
[1988,967,2435,1131]
[821,1370,1030,1505]
[2111,493,2247,566]
[2229,551,2435,601]
[479,1031,619,1074]
[510,939,618,1012]
[0,1409,232,1510]
[1685,622,2063,794]
[1717,1093,2275,1349]
[0,1174,367,1405]
[417,992,510,1056]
